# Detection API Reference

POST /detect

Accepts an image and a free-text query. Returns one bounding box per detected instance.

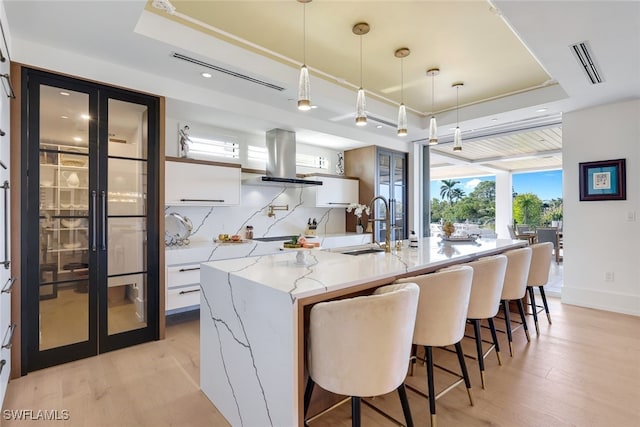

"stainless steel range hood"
[257,129,322,186]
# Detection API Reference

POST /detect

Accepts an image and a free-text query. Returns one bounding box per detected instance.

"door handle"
[91,190,97,251]
[100,190,107,250]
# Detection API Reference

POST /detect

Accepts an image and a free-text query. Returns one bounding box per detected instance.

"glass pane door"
[23,67,159,372]
[105,98,149,336]
[38,85,92,351]
[392,154,406,240]
[377,152,391,243]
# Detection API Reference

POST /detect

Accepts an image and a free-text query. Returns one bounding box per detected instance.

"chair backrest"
[516,224,530,234]
[535,227,559,249]
[466,255,508,319]
[506,224,518,239]
[501,247,533,300]
[395,265,473,347]
[527,242,553,287]
[308,282,419,397]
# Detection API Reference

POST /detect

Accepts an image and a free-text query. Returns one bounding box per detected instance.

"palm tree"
[440,179,460,205]
[451,187,466,203]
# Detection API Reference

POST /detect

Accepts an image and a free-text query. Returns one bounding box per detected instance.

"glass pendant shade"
[297,65,311,111]
[428,116,438,145]
[453,127,462,151]
[397,103,407,136]
[355,88,367,126]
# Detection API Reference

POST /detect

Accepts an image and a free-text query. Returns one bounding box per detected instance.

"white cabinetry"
[166,264,201,313]
[165,157,241,206]
[313,175,359,207]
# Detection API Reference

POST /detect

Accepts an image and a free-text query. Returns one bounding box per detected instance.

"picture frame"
[579,158,626,201]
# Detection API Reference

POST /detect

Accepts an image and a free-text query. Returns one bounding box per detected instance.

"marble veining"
[200,238,528,427]
[200,256,274,426]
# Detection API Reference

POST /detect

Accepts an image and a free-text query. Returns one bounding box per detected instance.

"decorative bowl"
[61,218,82,228]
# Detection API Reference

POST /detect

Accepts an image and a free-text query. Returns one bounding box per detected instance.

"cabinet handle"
[91,191,97,251]
[327,202,350,205]
[179,289,200,295]
[1,276,15,294]
[100,190,107,250]
[179,267,200,272]
[0,74,15,99]
[2,323,15,349]
[0,359,5,375]
[1,180,9,269]
[179,198,224,203]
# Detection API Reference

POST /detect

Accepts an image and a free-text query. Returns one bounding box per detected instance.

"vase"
[356,223,364,234]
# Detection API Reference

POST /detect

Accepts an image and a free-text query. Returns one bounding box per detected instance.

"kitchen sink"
[341,248,385,255]
[252,235,296,242]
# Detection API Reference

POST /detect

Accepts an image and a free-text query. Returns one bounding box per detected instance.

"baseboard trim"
[561,286,640,316]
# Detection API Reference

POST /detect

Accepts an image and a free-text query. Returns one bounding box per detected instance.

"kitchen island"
[199,237,527,427]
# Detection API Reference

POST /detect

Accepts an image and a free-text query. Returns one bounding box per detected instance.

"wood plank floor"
[3,297,639,427]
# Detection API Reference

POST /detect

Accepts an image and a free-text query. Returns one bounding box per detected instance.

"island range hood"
[259,128,322,186]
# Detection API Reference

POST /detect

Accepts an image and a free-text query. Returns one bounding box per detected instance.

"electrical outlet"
[605,272,614,282]
[627,211,636,222]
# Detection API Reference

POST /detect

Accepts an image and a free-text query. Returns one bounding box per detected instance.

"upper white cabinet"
[313,175,359,207]
[166,157,241,206]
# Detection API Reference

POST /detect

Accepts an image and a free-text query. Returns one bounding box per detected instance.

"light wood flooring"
[4,297,639,427]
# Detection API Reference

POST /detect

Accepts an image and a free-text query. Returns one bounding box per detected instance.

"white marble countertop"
[201,237,526,300]
[165,232,371,266]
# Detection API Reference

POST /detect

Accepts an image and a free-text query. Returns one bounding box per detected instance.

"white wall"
[562,99,640,315]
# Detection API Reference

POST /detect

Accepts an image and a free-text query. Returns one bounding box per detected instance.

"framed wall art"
[579,158,626,201]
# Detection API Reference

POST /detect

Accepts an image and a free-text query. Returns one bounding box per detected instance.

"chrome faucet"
[368,196,391,253]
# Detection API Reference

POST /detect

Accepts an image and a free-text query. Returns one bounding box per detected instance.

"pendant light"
[395,47,410,137]
[297,0,312,111]
[353,22,370,126]
[426,68,440,145]
[452,82,464,151]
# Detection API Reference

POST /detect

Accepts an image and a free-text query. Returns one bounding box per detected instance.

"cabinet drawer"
[167,264,200,288]
[166,284,201,311]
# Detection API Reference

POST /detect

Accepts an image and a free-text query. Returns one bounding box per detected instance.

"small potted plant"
[442,221,455,238]
[346,203,370,234]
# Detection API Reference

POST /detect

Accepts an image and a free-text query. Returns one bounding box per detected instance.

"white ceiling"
[4,0,640,178]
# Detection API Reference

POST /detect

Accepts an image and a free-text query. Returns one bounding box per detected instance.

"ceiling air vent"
[368,114,397,128]
[570,41,604,84]
[171,52,286,91]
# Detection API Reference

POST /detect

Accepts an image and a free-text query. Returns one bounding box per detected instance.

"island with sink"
[199,237,527,426]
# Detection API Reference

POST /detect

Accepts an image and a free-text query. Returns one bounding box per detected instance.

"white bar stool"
[396,265,474,427]
[499,247,533,356]
[527,242,554,335]
[303,282,420,427]
[465,254,508,389]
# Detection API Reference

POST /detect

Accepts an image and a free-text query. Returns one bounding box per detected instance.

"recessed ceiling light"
[80,114,90,120]
[60,115,69,119]
[448,127,457,131]
[491,118,498,122]
[310,105,318,109]
[537,108,547,112]
[376,125,383,129]
[59,91,70,96]
[73,137,82,142]
[201,72,212,78]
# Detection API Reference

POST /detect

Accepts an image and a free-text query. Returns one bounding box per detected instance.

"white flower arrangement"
[346,203,370,219]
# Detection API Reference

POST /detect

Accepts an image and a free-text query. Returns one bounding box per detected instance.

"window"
[297,153,328,170]
[187,135,239,160]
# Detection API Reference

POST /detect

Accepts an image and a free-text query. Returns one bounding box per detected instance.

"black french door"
[21,68,160,372]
